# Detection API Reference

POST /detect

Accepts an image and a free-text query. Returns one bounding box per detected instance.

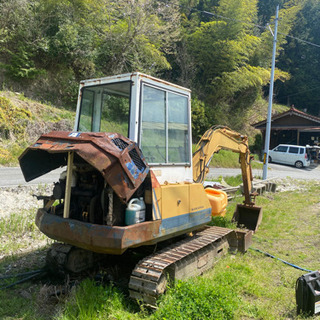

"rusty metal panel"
[36,209,161,255]
[19,131,149,202]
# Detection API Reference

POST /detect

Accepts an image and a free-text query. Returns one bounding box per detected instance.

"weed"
[56,279,139,320]
[154,277,240,320]
[0,209,47,254]
[192,147,263,169]
[0,91,74,166]
[223,174,243,187]
[213,150,262,169]
[210,215,237,229]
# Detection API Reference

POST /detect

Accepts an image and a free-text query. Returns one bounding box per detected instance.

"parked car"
[268,144,310,168]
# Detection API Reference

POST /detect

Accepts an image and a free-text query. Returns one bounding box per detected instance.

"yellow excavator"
[19,72,262,306]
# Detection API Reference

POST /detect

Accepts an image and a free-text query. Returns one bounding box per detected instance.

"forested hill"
[0,0,319,139]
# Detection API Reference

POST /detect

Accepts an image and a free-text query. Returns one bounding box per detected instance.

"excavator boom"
[193,126,262,231]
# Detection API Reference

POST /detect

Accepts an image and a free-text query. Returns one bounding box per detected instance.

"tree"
[0,0,45,79]
[173,0,301,131]
[95,0,181,75]
[276,0,320,115]
[0,0,182,106]
[182,0,268,129]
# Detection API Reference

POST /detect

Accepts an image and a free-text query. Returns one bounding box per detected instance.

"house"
[252,107,320,149]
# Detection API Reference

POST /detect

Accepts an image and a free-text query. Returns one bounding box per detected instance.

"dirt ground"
[0,185,53,219]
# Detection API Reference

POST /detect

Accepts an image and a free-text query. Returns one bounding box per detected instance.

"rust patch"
[36,209,161,254]
[19,131,149,202]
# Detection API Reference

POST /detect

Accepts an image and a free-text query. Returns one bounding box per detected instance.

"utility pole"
[263,5,279,180]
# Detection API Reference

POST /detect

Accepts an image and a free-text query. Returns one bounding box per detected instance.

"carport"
[253,107,320,149]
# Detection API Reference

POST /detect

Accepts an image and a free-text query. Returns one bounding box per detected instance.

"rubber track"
[129,226,235,306]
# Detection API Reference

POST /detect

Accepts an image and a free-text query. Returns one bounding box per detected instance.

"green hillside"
[0,91,74,165]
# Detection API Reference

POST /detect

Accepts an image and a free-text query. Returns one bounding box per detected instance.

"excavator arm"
[193,126,262,231]
[193,126,254,205]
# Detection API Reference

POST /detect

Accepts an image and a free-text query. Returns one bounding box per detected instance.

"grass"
[220,174,243,187]
[1,179,320,319]
[154,276,239,319]
[192,144,262,169]
[0,91,74,123]
[0,91,74,166]
[0,140,30,166]
[0,208,50,257]
[210,149,263,169]
[56,280,141,320]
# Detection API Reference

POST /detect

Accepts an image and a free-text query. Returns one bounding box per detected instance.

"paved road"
[207,162,320,180]
[0,162,320,187]
[0,166,64,187]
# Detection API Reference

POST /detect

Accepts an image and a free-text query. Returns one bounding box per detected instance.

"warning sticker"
[315,300,320,314]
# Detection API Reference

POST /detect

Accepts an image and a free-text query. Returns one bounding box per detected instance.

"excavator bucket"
[232,204,263,233]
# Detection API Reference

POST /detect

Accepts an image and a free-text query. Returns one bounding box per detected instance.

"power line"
[166,1,320,50]
[200,9,268,30]
[277,85,320,99]
[176,2,268,30]
[278,32,320,48]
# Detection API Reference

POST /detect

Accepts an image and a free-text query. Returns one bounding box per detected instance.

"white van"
[268,144,310,168]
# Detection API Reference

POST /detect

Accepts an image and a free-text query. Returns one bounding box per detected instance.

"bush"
[154,277,240,320]
[0,96,31,140]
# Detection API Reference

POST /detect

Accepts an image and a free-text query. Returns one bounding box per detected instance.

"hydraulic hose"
[0,268,47,290]
[0,269,44,280]
[250,247,313,273]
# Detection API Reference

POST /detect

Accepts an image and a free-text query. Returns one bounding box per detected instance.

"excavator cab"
[74,73,193,185]
[74,75,262,232]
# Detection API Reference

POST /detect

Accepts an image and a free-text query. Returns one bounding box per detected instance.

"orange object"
[205,187,228,217]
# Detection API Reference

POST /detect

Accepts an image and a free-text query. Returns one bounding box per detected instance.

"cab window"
[140,84,190,164]
[78,81,131,137]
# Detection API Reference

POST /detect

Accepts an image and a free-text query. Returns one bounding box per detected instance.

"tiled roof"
[252,107,320,128]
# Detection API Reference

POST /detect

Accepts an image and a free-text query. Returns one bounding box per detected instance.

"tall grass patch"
[208,149,262,169]
[56,279,139,320]
[154,276,240,320]
[0,209,47,254]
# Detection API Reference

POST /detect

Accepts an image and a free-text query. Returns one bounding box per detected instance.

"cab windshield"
[78,81,131,136]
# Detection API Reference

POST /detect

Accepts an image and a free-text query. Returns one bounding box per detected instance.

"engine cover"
[19,131,149,202]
